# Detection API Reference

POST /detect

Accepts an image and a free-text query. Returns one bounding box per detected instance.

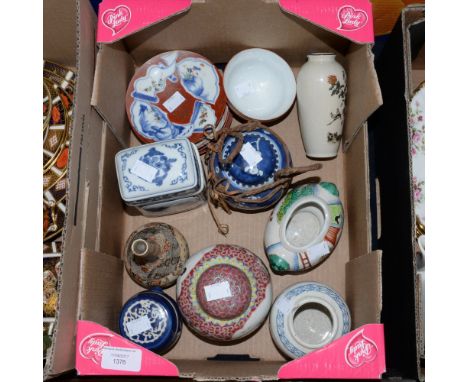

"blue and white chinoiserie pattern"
[212,128,292,210]
[119,288,182,353]
[115,138,198,203]
[269,282,351,359]
[125,50,228,152]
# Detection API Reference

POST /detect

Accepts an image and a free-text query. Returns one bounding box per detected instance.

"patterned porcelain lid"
[119,288,182,352]
[125,50,228,151]
[213,128,291,192]
[176,244,272,342]
[115,138,199,202]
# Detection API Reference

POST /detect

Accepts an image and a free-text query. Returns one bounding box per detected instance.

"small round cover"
[176,244,272,342]
[124,222,189,288]
[126,50,228,151]
[119,288,182,353]
[210,128,292,210]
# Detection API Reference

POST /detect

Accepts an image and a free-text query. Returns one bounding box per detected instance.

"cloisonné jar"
[176,244,272,342]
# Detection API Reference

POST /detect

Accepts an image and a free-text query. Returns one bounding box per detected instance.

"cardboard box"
[47,0,387,380]
[43,0,96,378]
[368,4,424,381]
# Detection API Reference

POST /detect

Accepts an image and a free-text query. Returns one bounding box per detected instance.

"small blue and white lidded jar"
[119,288,182,354]
[206,123,322,220]
[115,138,206,216]
[207,124,292,212]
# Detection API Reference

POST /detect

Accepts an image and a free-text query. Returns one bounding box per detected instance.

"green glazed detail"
[268,255,290,272]
[277,185,315,222]
[320,182,339,196]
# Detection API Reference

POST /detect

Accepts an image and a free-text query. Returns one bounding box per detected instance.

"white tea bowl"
[224,48,296,121]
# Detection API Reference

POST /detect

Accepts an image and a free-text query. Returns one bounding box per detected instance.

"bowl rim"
[223,48,296,121]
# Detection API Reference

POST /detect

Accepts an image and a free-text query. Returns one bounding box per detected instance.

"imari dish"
[119,288,182,353]
[264,182,344,272]
[43,254,61,318]
[270,282,351,359]
[124,222,189,288]
[115,138,206,216]
[224,48,296,121]
[43,60,75,243]
[409,81,425,225]
[209,128,292,211]
[126,50,230,153]
[176,244,272,342]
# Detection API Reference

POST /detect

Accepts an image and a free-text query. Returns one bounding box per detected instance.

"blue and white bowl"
[209,128,292,211]
[119,288,182,353]
[269,282,351,359]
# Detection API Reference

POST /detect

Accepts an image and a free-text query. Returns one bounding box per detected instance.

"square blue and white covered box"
[115,138,202,205]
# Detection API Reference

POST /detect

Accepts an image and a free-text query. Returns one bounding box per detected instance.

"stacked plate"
[126,50,232,154]
[43,60,75,242]
[115,138,206,216]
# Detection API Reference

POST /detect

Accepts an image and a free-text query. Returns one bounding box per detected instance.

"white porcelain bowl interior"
[224,48,296,121]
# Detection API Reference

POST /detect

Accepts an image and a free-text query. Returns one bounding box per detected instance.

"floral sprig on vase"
[326,72,347,139]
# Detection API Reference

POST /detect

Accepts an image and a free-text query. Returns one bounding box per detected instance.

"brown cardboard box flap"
[78,249,124,332]
[44,0,97,378]
[343,45,382,151]
[345,250,382,327]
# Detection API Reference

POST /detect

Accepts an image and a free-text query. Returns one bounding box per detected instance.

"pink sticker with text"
[76,320,179,376]
[97,0,192,43]
[278,324,386,379]
[279,0,374,44]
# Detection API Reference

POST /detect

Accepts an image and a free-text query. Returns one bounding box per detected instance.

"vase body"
[297,54,347,158]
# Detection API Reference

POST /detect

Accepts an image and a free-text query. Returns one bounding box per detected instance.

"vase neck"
[307,54,336,63]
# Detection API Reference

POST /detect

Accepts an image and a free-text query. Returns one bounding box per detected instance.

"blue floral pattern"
[135,147,177,186]
[122,299,168,345]
[132,101,188,141]
[275,283,351,358]
[177,57,220,103]
[120,150,149,193]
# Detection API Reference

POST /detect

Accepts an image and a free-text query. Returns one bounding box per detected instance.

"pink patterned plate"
[176,244,272,342]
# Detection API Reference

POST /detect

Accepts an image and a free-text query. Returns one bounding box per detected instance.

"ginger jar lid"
[119,288,182,353]
[176,244,273,342]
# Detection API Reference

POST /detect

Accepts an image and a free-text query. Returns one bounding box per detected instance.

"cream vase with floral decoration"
[297,54,347,158]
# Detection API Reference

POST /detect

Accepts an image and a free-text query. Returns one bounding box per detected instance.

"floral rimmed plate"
[409,81,425,225]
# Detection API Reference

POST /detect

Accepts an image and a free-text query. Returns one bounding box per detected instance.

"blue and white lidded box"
[115,138,206,215]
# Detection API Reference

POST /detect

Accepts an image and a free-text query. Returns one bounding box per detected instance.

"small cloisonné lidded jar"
[119,288,182,354]
[124,222,189,289]
[176,244,273,342]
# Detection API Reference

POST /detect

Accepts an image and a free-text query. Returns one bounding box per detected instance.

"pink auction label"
[279,0,374,44]
[345,329,379,368]
[97,0,192,43]
[97,0,374,44]
[75,321,179,376]
[278,324,386,379]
